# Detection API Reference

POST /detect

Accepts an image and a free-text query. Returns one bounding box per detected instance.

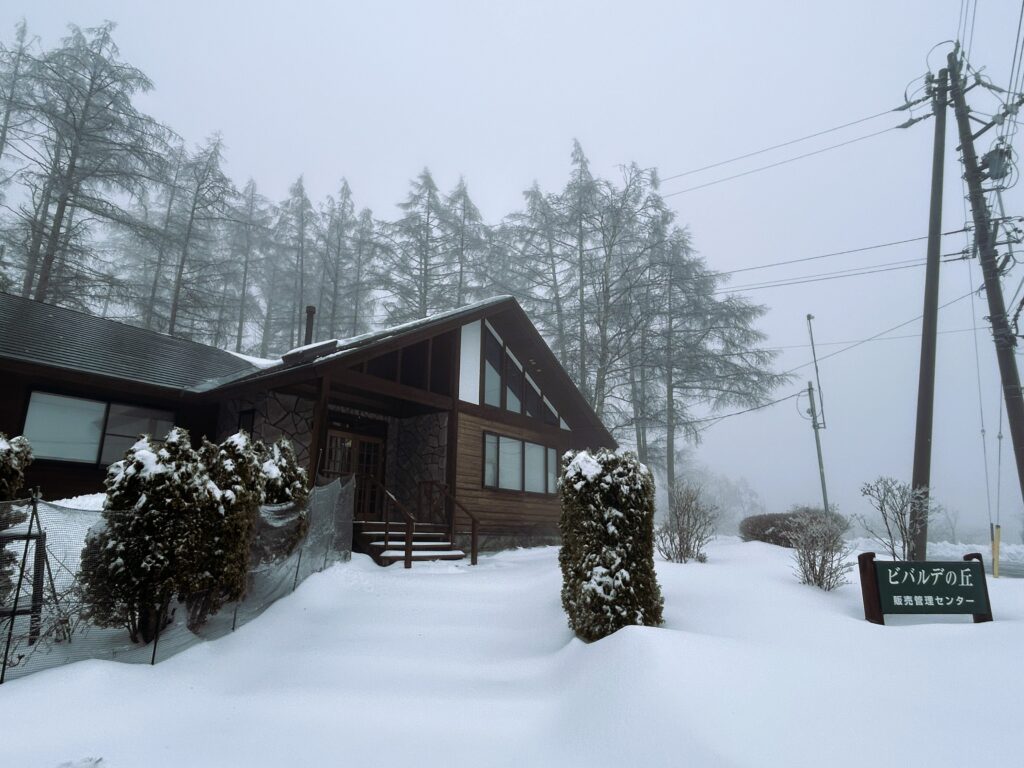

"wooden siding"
[454,410,577,532]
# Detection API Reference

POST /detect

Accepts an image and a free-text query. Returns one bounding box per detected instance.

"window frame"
[481,429,559,497]
[21,389,178,468]
[478,321,564,430]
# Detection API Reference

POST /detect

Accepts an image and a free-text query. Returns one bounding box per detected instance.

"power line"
[713,259,928,295]
[690,391,803,432]
[716,326,986,357]
[659,106,907,183]
[784,289,978,374]
[662,124,917,198]
[712,228,968,279]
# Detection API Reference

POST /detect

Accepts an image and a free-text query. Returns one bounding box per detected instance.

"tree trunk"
[167,195,200,335]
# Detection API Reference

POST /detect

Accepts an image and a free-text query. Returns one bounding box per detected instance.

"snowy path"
[1,540,1021,767]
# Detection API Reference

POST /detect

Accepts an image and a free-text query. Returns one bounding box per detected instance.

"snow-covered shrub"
[655,481,717,563]
[78,428,221,643]
[181,432,264,631]
[0,433,33,501]
[559,448,663,642]
[258,439,309,507]
[789,507,852,591]
[1,434,32,605]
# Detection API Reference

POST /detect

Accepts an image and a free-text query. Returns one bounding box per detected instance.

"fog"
[4,0,1022,542]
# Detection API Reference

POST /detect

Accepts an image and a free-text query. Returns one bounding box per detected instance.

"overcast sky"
[5,0,1024,540]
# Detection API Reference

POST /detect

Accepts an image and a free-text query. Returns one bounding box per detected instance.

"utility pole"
[908,67,949,561]
[807,380,830,513]
[948,49,1024,519]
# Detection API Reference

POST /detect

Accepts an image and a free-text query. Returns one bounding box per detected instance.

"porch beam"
[334,368,453,410]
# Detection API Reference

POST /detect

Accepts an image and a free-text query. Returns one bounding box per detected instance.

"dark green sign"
[875,561,989,614]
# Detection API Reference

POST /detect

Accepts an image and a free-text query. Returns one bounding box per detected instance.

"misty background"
[1,0,1022,543]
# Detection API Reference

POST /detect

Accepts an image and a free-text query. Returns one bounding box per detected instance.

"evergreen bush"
[258,439,309,507]
[0,433,33,501]
[181,431,264,631]
[0,434,32,605]
[559,448,663,642]
[78,428,221,643]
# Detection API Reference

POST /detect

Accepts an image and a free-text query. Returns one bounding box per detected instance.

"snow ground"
[1,540,1021,768]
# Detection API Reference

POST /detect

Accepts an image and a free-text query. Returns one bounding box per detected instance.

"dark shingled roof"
[0,292,258,391]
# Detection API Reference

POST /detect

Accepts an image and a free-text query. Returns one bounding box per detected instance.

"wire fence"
[0,478,353,684]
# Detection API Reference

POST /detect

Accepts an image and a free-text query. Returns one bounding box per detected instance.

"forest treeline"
[0,21,786,487]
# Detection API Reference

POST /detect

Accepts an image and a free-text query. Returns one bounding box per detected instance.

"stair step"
[354,520,448,529]
[370,540,453,548]
[378,549,465,561]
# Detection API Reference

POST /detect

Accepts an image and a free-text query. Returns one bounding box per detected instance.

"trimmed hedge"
[559,448,663,642]
[739,508,846,548]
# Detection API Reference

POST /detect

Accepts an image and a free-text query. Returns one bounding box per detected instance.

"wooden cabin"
[0,292,615,564]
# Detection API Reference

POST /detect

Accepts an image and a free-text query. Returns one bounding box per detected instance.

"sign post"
[858,552,993,625]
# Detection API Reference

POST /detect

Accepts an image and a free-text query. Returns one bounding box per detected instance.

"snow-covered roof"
[0,291,259,392]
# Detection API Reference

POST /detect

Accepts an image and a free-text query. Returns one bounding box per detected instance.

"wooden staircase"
[350,475,478,568]
[353,521,465,566]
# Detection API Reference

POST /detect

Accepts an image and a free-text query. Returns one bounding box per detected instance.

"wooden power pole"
[908,67,948,561]
[948,49,1024,521]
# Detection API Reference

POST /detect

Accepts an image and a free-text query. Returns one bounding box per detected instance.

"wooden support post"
[28,531,45,645]
[963,553,994,623]
[858,552,884,625]
[307,375,332,482]
[471,518,478,566]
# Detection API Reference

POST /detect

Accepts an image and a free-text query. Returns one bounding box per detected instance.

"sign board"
[858,552,993,625]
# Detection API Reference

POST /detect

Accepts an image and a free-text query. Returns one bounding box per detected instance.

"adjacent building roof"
[0,292,259,392]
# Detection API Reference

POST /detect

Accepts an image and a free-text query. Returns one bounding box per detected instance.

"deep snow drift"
[1,540,1020,768]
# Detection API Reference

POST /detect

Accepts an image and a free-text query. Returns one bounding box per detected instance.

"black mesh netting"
[0,478,352,683]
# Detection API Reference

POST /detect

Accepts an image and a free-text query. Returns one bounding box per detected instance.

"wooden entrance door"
[323,430,385,520]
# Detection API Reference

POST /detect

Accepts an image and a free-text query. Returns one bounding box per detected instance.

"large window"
[480,322,566,430]
[22,393,106,463]
[22,392,174,465]
[483,326,503,407]
[483,431,559,495]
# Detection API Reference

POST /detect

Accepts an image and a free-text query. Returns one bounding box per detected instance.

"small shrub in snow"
[78,428,222,643]
[656,481,717,563]
[739,511,804,547]
[0,433,33,501]
[856,476,930,561]
[258,439,309,507]
[788,507,853,591]
[559,448,663,642]
[181,431,264,631]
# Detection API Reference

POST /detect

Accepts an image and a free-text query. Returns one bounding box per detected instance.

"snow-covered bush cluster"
[0,432,33,501]
[78,428,307,642]
[558,448,663,642]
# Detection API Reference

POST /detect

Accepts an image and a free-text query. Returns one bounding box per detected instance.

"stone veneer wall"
[217,392,315,468]
[219,394,447,516]
[385,412,448,518]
